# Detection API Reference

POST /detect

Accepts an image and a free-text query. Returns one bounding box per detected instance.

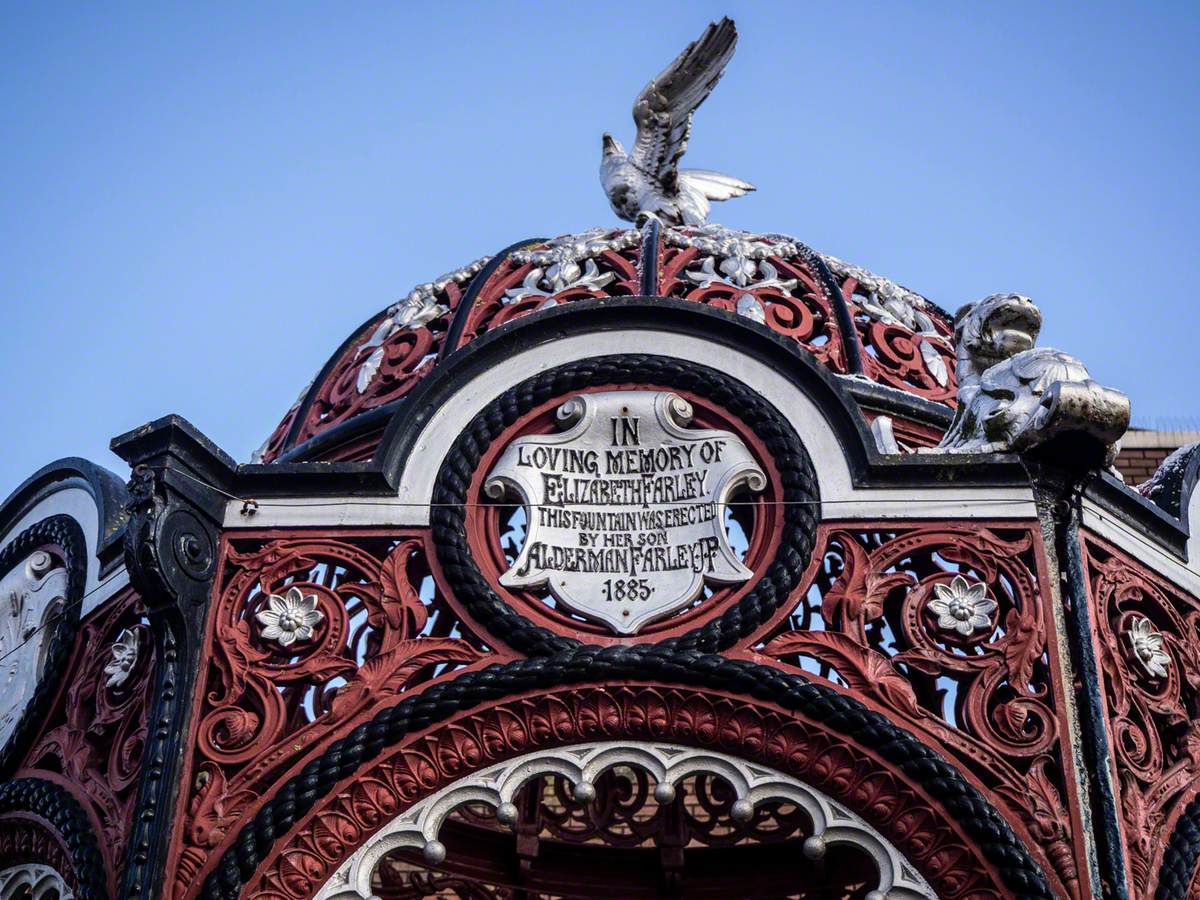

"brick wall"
[1113,430,1200,486]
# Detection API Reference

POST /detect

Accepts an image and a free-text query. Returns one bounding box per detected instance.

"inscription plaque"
[485,391,766,634]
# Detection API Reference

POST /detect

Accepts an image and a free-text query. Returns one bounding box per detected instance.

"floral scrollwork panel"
[458,230,641,344]
[289,258,489,451]
[20,587,154,893]
[753,524,1080,898]
[169,533,495,899]
[657,228,846,373]
[833,268,958,403]
[1080,537,1200,896]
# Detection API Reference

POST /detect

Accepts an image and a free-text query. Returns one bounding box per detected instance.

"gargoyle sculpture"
[935,293,1130,462]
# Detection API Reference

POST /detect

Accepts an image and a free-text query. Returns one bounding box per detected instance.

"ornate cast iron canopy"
[2,15,1193,900]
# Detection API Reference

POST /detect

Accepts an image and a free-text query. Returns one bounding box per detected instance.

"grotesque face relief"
[0,550,68,750]
[485,391,765,634]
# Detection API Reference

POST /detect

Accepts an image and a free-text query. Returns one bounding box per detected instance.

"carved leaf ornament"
[103,627,140,689]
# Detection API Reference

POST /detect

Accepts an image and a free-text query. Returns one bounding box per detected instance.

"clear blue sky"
[2,2,1198,492]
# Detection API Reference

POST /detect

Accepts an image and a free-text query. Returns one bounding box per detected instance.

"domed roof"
[254,221,958,464]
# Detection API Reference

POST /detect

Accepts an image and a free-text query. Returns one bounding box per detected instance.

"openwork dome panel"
[255,223,958,464]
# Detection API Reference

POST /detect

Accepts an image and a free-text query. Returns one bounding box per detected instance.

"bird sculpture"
[600,17,754,226]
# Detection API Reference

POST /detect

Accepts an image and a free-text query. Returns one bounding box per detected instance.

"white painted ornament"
[354,255,490,394]
[927,574,996,637]
[0,863,74,899]
[0,551,68,752]
[103,627,140,689]
[312,741,936,900]
[1126,616,1170,679]
[503,229,638,304]
[255,586,323,647]
[736,294,766,323]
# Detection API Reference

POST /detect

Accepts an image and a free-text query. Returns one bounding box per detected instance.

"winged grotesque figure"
[600,17,754,225]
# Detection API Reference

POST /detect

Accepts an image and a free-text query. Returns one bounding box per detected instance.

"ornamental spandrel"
[484,391,765,634]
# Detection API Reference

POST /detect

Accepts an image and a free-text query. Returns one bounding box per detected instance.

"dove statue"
[600,17,754,226]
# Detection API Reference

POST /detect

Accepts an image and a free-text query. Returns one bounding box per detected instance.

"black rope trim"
[202,649,1054,899]
[0,514,87,776]
[1157,790,1200,899]
[0,776,108,900]
[430,354,821,656]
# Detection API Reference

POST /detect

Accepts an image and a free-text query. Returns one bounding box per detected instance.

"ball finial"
[422,839,446,865]
[572,780,596,804]
[495,802,519,826]
[802,835,826,860]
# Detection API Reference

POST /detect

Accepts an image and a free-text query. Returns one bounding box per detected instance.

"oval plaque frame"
[484,390,767,634]
[431,354,820,652]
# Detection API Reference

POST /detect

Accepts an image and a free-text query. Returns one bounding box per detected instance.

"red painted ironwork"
[166,531,498,899]
[256,403,300,464]
[515,768,807,849]
[370,791,876,898]
[451,236,641,350]
[747,523,1082,898]
[15,586,153,896]
[304,427,387,464]
[259,236,964,466]
[0,812,79,888]
[243,684,1011,900]
[860,409,947,450]
[163,516,1093,898]
[658,245,848,373]
[1079,535,1200,897]
[837,274,958,404]
[291,292,459,452]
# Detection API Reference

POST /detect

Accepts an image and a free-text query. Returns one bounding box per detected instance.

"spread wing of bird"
[629,17,737,190]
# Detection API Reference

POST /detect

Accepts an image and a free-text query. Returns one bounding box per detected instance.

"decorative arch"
[313,740,936,900]
[0,777,107,900]
[0,864,74,900]
[239,682,1043,900]
[0,459,130,617]
[379,298,871,511]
